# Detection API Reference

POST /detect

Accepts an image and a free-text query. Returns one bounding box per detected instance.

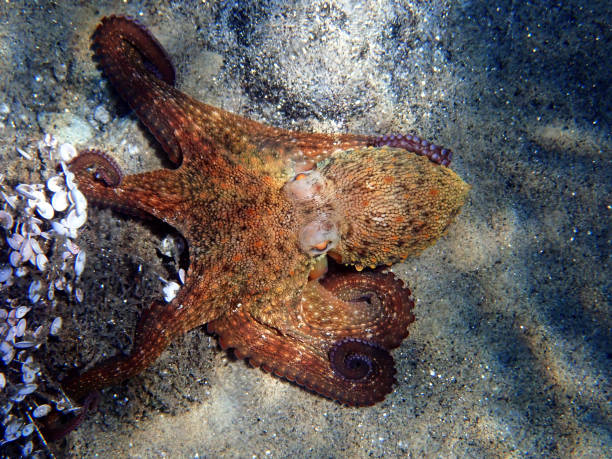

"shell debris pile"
[0,134,89,456]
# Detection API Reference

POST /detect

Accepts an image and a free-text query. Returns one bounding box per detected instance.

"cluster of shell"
[0,134,88,455]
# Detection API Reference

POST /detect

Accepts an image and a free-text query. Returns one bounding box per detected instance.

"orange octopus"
[45,16,469,437]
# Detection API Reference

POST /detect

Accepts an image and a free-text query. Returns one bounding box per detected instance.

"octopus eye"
[312,241,330,251]
[284,170,326,202]
[299,218,339,256]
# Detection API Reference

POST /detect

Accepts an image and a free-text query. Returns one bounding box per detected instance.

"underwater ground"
[0,0,610,457]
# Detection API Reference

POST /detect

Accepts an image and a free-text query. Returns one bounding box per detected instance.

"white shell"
[36,200,54,220]
[22,365,36,383]
[49,317,62,336]
[17,383,37,395]
[28,280,41,302]
[9,251,22,267]
[16,147,32,160]
[178,268,186,284]
[64,208,87,229]
[0,266,12,283]
[75,288,84,303]
[70,188,87,215]
[2,347,15,365]
[0,373,5,390]
[54,278,65,291]
[65,169,77,190]
[4,419,21,437]
[15,319,26,337]
[51,190,69,211]
[35,253,48,271]
[28,221,41,236]
[22,440,34,455]
[32,404,51,418]
[74,250,86,277]
[19,239,34,264]
[7,232,24,250]
[1,191,18,209]
[0,210,13,230]
[46,175,65,193]
[15,306,30,319]
[13,341,35,349]
[51,220,69,236]
[0,341,11,354]
[33,325,44,339]
[58,143,77,162]
[29,238,42,254]
[47,283,55,300]
[65,239,80,255]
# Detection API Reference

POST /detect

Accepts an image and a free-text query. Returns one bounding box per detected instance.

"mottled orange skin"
[58,15,468,419]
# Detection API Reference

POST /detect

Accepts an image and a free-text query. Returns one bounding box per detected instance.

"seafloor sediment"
[0,1,610,457]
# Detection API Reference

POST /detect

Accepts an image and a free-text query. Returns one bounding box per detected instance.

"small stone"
[53,62,67,82]
[93,105,111,124]
[37,112,94,145]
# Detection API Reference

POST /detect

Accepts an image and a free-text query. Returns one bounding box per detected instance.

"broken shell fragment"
[0,210,13,230]
[0,266,12,283]
[6,233,24,250]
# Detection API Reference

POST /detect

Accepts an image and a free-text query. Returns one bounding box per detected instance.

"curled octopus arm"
[207,270,415,406]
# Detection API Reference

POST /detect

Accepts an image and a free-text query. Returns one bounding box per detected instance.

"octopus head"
[284,147,469,268]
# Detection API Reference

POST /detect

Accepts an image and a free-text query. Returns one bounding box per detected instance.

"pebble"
[0,102,10,120]
[93,105,111,124]
[37,112,94,145]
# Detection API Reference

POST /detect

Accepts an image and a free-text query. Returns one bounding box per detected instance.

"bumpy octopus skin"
[50,15,469,432]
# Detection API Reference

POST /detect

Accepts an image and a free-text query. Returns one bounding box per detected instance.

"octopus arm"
[61,258,229,402]
[94,16,453,174]
[93,15,214,166]
[207,270,415,406]
[71,156,184,222]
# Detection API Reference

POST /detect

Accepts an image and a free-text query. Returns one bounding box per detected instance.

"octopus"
[44,16,469,437]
